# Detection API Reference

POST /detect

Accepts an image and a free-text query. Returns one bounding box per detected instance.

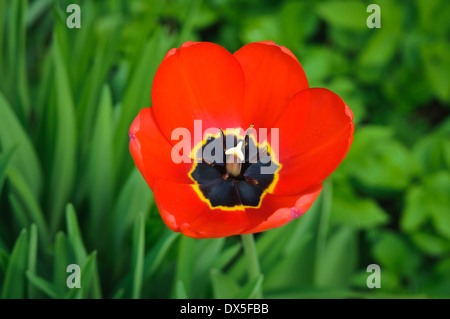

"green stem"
[241,234,262,298]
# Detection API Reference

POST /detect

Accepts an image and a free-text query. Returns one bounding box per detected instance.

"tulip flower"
[129,41,354,239]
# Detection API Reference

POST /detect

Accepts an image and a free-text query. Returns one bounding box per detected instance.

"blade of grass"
[26,0,52,28]
[48,32,77,233]
[0,1,6,80]
[65,204,87,265]
[143,231,180,280]
[241,234,263,298]
[315,226,358,288]
[7,168,50,248]
[131,213,145,299]
[212,242,241,271]
[79,251,98,299]
[8,194,29,231]
[314,179,333,285]
[52,231,68,297]
[26,271,59,299]
[175,280,188,299]
[90,255,103,299]
[210,269,240,299]
[0,247,9,273]
[193,238,226,297]
[234,274,264,299]
[112,288,124,299]
[172,236,196,298]
[77,19,121,158]
[110,169,152,277]
[0,145,17,196]
[114,28,174,181]
[87,85,114,233]
[27,224,38,298]
[64,250,97,299]
[1,229,28,298]
[16,0,30,119]
[0,93,43,197]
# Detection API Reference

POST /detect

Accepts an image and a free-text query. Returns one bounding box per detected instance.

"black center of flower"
[189,128,279,209]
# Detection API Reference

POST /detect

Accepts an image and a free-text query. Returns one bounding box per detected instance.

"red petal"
[129,107,192,189]
[234,41,309,130]
[270,88,354,195]
[152,42,245,147]
[242,183,323,234]
[154,178,250,238]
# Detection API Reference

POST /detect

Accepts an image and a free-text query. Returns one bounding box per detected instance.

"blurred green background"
[0,0,449,299]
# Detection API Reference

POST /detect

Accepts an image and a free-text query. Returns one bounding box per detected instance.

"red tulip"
[129,41,354,238]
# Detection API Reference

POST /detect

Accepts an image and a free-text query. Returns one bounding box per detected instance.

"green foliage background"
[0,0,449,299]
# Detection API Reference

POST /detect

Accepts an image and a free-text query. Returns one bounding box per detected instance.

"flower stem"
[241,234,262,298]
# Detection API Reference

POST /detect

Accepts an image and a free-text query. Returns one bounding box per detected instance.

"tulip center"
[188,128,280,210]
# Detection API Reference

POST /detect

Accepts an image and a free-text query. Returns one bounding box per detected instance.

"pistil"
[225,141,244,177]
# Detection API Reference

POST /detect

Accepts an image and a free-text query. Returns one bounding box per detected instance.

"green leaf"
[426,172,450,240]
[315,227,358,288]
[48,33,77,232]
[0,247,9,273]
[413,134,449,175]
[210,269,240,299]
[65,204,87,265]
[314,180,333,285]
[316,1,368,31]
[331,182,389,229]
[52,231,68,297]
[0,145,17,196]
[401,185,428,232]
[340,126,413,193]
[266,287,359,299]
[326,77,365,124]
[359,29,399,68]
[27,224,38,298]
[112,288,124,299]
[173,236,196,298]
[79,251,99,299]
[110,169,153,259]
[262,195,322,290]
[25,0,52,27]
[8,193,29,231]
[114,28,173,178]
[144,231,180,280]
[1,229,28,298]
[65,251,101,299]
[422,41,450,102]
[241,15,279,44]
[131,213,145,299]
[0,93,42,197]
[7,168,50,247]
[26,271,59,299]
[4,0,30,118]
[372,231,421,277]
[175,280,188,299]
[234,275,264,299]
[87,85,114,230]
[193,238,226,297]
[76,21,120,155]
[402,172,450,239]
[411,232,450,256]
[212,243,241,271]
